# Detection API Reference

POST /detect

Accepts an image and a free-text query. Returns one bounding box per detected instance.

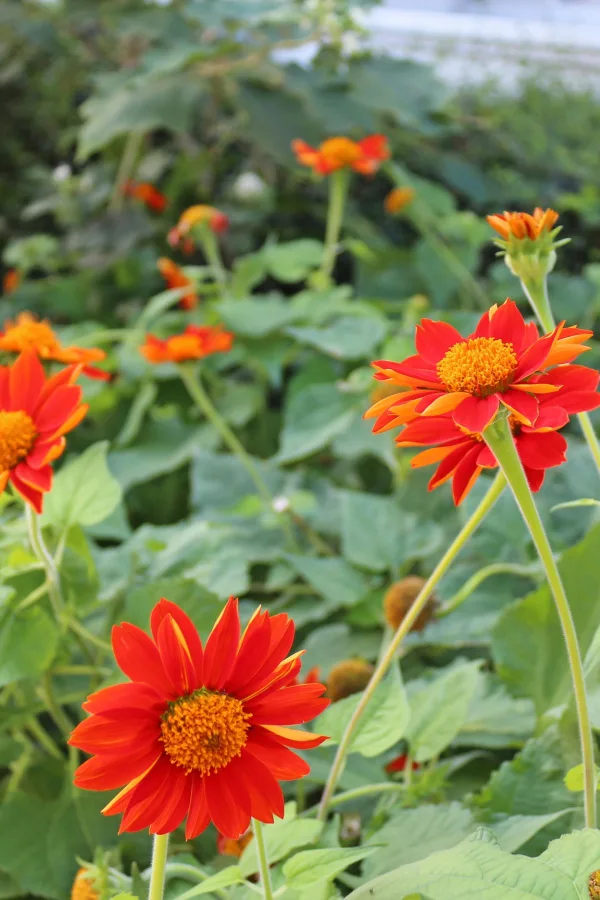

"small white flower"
[52,163,72,183]
[232,172,267,202]
[272,495,290,513]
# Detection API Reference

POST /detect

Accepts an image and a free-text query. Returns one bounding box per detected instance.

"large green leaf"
[285,555,370,612]
[0,606,59,687]
[123,577,223,639]
[276,384,358,463]
[42,442,122,530]
[316,665,409,758]
[286,316,387,360]
[347,828,600,900]
[283,846,376,890]
[455,673,535,750]
[492,523,600,715]
[406,662,482,762]
[239,803,323,877]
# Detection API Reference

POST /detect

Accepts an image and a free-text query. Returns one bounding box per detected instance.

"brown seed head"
[383,576,438,632]
[327,659,374,702]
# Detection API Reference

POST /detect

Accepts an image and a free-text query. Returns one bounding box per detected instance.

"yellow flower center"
[160,691,251,775]
[1,316,58,355]
[437,337,518,396]
[320,137,362,168]
[0,411,37,471]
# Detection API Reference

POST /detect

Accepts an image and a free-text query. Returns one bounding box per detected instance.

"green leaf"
[110,895,139,900]
[0,606,59,687]
[285,555,370,612]
[347,828,600,900]
[78,76,203,158]
[286,316,387,360]
[175,867,243,899]
[42,442,122,529]
[316,665,409,757]
[492,523,600,715]
[123,578,223,640]
[490,811,573,853]
[364,803,475,878]
[283,846,376,889]
[406,662,481,762]
[454,673,535,750]
[240,804,323,877]
[276,383,357,463]
[263,240,323,282]
[218,295,301,337]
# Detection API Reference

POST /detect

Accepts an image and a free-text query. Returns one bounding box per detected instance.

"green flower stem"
[109,130,144,212]
[148,833,170,900]
[320,169,350,279]
[25,505,64,624]
[437,561,539,618]
[252,819,274,900]
[179,364,297,548]
[520,273,600,474]
[200,222,227,286]
[483,416,596,829]
[317,471,506,820]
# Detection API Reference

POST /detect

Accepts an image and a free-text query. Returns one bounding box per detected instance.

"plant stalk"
[252,819,274,900]
[483,416,596,828]
[317,471,506,819]
[148,833,170,900]
[25,505,64,623]
[320,169,349,279]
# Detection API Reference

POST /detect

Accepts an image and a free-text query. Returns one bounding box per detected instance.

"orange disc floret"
[327,659,374,702]
[157,258,199,310]
[364,299,597,438]
[384,187,415,215]
[140,324,234,364]
[3,269,20,294]
[123,180,167,213]
[0,312,109,380]
[292,134,390,176]
[0,350,87,512]
[383,577,437,632]
[71,868,99,900]
[589,871,600,900]
[69,597,329,839]
[487,208,559,242]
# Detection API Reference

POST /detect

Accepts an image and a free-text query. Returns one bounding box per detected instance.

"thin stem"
[317,472,506,820]
[25,505,64,623]
[320,170,349,279]
[148,833,170,900]
[252,819,274,900]
[520,274,600,475]
[110,130,144,212]
[483,416,596,828]
[179,364,296,548]
[25,718,63,760]
[438,562,539,618]
[200,223,227,286]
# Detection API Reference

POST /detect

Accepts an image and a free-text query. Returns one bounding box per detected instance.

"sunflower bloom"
[168,205,229,249]
[140,324,233,364]
[487,208,559,242]
[123,181,167,213]
[3,269,20,294]
[0,312,109,380]
[292,135,390,176]
[71,868,99,900]
[365,299,594,435]
[157,259,199,310]
[0,351,87,512]
[70,597,329,839]
[385,754,420,775]
[384,187,415,215]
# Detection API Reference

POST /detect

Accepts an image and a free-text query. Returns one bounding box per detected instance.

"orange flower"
[3,269,20,294]
[0,351,87,512]
[168,205,229,249]
[123,180,167,213]
[0,313,110,381]
[70,597,329,839]
[292,135,390,176]
[140,324,233,364]
[217,828,254,857]
[487,208,559,242]
[71,868,98,900]
[157,258,199,310]
[384,187,415,215]
[364,299,594,436]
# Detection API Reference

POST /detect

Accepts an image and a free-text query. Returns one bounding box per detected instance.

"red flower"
[123,181,167,213]
[140,325,233,364]
[0,351,87,512]
[292,135,390,176]
[385,754,420,775]
[157,258,199,310]
[70,598,329,839]
[217,828,253,857]
[168,205,229,249]
[396,364,600,503]
[365,300,594,436]
[3,269,20,294]
[487,208,559,242]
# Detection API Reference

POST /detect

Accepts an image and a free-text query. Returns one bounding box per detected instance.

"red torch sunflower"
[139,324,233,364]
[394,362,600,504]
[157,258,199,310]
[0,350,87,512]
[364,299,593,436]
[70,598,329,839]
[123,181,167,213]
[292,135,390,176]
